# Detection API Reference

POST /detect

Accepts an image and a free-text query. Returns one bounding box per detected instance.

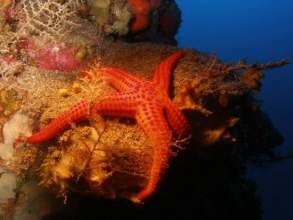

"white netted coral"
[18,0,88,41]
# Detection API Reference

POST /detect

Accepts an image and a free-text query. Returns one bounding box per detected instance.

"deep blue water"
[176,1,293,220]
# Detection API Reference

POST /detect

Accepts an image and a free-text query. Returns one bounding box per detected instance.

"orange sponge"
[128,0,161,32]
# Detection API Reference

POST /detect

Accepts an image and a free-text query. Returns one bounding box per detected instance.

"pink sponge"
[26,40,83,72]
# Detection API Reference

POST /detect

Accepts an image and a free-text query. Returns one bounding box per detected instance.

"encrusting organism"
[127,0,161,32]
[27,51,190,203]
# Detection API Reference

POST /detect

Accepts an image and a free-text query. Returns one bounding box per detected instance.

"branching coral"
[18,0,88,41]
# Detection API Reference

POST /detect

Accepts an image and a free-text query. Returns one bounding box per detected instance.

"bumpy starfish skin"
[27,51,190,202]
[93,51,190,202]
[27,100,90,144]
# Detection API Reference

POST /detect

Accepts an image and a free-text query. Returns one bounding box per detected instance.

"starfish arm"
[153,51,183,93]
[133,104,172,202]
[92,93,138,118]
[164,100,191,137]
[102,67,143,91]
[27,100,90,144]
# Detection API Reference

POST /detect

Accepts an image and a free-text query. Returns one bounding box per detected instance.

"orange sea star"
[27,100,90,144]
[27,51,190,203]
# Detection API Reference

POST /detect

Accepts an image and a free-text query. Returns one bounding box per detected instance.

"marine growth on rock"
[0,1,289,219]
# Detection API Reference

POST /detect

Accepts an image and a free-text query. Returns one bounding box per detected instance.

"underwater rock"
[0,43,287,220]
[14,42,285,204]
[159,1,181,38]
[11,181,62,220]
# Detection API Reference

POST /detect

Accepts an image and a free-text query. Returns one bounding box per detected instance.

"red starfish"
[27,51,190,203]
[27,100,90,144]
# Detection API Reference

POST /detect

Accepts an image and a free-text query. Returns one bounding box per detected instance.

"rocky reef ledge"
[0,41,288,219]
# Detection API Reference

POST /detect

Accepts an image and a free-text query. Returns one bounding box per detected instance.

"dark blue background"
[176,1,293,219]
